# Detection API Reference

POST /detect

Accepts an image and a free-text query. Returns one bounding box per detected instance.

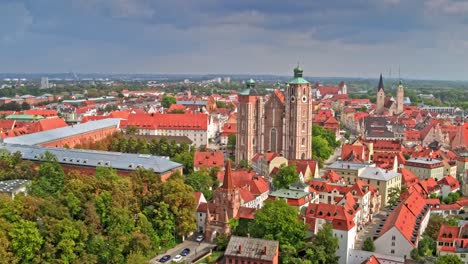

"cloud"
[71,0,155,19]
[0,2,33,44]
[425,0,468,15]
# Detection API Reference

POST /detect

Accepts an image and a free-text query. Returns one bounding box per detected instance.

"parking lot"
[149,237,215,264]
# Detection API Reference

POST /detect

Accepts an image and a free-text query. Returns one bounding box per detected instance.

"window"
[391,236,395,240]
[301,137,305,146]
[391,249,395,254]
[461,254,466,258]
[391,242,395,246]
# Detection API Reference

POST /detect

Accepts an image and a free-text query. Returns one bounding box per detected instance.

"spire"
[377,74,384,92]
[222,160,234,190]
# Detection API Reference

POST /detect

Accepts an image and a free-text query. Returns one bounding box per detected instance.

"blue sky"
[1,0,468,80]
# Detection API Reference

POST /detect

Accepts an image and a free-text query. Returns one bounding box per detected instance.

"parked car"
[195,235,204,242]
[172,255,183,263]
[180,248,190,256]
[159,255,171,263]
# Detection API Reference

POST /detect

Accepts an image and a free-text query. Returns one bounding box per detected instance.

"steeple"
[378,74,384,92]
[222,160,234,190]
[293,64,303,78]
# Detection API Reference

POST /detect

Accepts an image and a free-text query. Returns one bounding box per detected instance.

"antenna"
[389,67,392,80]
[398,65,401,80]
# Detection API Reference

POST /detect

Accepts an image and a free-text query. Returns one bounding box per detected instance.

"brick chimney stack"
[238,245,242,253]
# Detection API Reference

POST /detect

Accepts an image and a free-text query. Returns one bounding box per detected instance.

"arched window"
[303,88,306,95]
[270,128,277,152]
[302,123,306,131]
[302,137,306,146]
[301,153,306,159]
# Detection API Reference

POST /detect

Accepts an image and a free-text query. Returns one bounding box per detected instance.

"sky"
[1,0,468,80]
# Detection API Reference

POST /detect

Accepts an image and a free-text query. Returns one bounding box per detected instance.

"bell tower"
[376,74,385,114]
[284,65,313,160]
[396,80,404,114]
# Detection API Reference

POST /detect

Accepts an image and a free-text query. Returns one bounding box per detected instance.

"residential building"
[374,191,431,258]
[193,151,224,171]
[268,182,318,214]
[436,224,468,262]
[224,236,279,264]
[358,167,402,207]
[404,157,444,180]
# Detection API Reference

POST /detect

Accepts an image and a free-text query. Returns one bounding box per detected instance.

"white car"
[195,235,204,242]
[172,255,183,263]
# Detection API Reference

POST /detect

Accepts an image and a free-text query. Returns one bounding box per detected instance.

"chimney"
[264,246,267,255]
[238,245,242,253]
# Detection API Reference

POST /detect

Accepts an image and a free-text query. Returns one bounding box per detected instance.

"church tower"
[376,74,385,114]
[236,79,261,164]
[284,66,313,160]
[396,80,404,114]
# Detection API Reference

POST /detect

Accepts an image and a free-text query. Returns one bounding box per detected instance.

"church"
[236,66,313,164]
[375,74,405,116]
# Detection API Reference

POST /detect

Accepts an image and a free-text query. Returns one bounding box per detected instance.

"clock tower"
[284,66,313,160]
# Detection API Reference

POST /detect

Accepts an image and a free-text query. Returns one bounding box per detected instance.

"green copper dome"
[246,78,256,87]
[294,65,303,78]
[288,65,309,85]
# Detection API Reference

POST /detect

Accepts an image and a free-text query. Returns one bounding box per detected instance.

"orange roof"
[437,225,460,242]
[239,187,256,203]
[400,168,419,187]
[322,170,342,183]
[125,113,208,130]
[24,109,57,117]
[273,89,285,104]
[362,255,381,264]
[437,175,460,191]
[379,191,429,247]
[109,110,131,119]
[167,104,186,112]
[342,144,368,162]
[27,118,67,133]
[194,151,224,168]
[305,203,356,231]
[0,120,16,130]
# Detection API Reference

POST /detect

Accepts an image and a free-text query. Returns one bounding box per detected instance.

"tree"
[425,214,448,240]
[248,200,307,253]
[9,219,44,263]
[161,95,177,108]
[171,151,194,175]
[410,248,420,260]
[363,237,375,252]
[386,186,407,208]
[126,126,139,135]
[306,224,339,264]
[216,234,230,251]
[31,160,66,197]
[418,236,436,257]
[227,134,236,152]
[312,136,333,163]
[185,171,214,200]
[435,254,463,264]
[273,164,299,189]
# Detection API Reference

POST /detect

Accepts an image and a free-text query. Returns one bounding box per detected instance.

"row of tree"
[312,125,341,167]
[0,151,197,263]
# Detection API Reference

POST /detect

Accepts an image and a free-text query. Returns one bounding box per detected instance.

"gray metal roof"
[327,161,375,171]
[0,179,30,193]
[359,167,401,181]
[225,236,279,261]
[0,143,182,174]
[406,157,443,165]
[3,118,121,146]
[176,100,206,106]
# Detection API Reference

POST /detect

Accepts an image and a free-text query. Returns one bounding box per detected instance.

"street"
[149,239,215,264]
[354,210,389,249]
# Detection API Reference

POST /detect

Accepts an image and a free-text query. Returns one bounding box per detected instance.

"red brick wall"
[40,126,117,148]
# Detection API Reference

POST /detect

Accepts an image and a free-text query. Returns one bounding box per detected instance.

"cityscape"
[1,1,468,264]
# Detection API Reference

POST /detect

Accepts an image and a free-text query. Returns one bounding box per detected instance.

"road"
[149,239,215,264]
[354,210,389,249]
[319,145,342,176]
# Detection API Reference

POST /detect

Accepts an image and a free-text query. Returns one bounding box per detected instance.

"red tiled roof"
[125,113,208,130]
[400,168,419,187]
[305,203,356,231]
[240,187,256,203]
[273,89,285,104]
[27,118,68,133]
[379,191,429,247]
[0,120,16,130]
[109,110,131,119]
[167,104,186,112]
[437,175,460,191]
[362,255,381,264]
[237,207,255,219]
[24,109,58,117]
[322,170,342,183]
[438,225,460,242]
[194,151,224,168]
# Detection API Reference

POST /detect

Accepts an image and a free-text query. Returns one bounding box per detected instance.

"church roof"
[222,160,234,190]
[377,74,384,92]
